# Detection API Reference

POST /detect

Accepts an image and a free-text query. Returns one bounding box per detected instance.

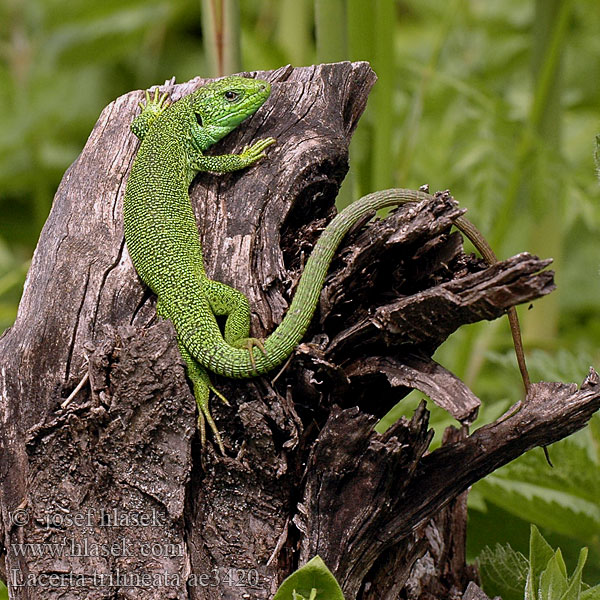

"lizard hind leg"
[229,337,266,371]
[202,279,267,369]
[178,341,229,454]
[157,298,228,453]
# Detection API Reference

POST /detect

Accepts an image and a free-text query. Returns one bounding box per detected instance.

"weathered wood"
[463,582,500,600]
[0,62,598,600]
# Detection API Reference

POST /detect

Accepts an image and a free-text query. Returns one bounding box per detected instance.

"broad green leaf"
[273,556,344,600]
[474,440,600,547]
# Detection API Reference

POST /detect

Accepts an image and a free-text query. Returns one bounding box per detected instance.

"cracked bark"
[0,62,599,600]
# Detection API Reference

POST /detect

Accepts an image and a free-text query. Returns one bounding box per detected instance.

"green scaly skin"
[124,76,430,452]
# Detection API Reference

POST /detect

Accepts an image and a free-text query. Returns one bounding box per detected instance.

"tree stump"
[0,62,598,600]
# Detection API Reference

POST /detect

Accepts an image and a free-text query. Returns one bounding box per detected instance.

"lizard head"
[189,76,271,141]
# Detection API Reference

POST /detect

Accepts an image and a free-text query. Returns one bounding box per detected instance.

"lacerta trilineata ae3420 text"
[124,75,524,453]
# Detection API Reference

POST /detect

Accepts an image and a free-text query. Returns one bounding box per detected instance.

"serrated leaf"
[477,542,529,600]
[273,556,345,600]
[474,441,600,547]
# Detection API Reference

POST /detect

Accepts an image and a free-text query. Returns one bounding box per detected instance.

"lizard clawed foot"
[197,380,230,455]
[240,137,276,164]
[131,88,172,140]
[181,350,230,455]
[208,382,230,407]
[139,88,171,112]
[197,405,225,455]
[234,337,267,370]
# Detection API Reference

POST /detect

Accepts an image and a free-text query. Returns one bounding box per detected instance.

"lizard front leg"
[130,89,171,141]
[190,137,276,174]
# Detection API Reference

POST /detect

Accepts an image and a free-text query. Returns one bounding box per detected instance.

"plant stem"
[201,0,241,77]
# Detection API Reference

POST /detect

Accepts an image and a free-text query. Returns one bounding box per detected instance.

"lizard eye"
[195,113,203,126]
[224,90,239,102]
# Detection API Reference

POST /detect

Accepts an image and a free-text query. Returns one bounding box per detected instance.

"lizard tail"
[259,188,432,366]
[181,188,432,378]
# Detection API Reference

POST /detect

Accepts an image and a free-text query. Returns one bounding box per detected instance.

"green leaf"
[477,542,529,600]
[582,585,600,600]
[561,547,588,600]
[525,525,555,600]
[473,436,600,548]
[538,550,568,600]
[594,134,600,183]
[478,526,596,600]
[273,556,345,600]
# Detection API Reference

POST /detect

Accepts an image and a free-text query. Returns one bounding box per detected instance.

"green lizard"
[123,75,528,453]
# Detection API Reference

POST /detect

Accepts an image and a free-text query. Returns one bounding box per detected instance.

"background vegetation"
[1,0,599,597]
